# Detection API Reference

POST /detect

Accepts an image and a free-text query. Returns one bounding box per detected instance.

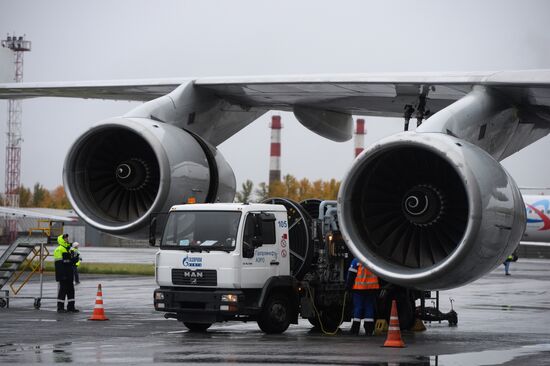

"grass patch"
[79,262,154,276]
[37,261,154,276]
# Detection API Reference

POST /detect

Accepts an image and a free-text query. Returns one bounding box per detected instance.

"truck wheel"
[258,293,291,334]
[397,301,415,330]
[183,322,212,332]
[386,293,415,330]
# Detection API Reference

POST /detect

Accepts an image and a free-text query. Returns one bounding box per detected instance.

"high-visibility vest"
[353,264,380,290]
[70,248,81,267]
[54,244,69,261]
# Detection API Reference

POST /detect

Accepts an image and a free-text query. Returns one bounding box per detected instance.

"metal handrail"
[9,244,50,295]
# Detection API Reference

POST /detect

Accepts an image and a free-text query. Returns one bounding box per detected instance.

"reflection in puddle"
[52,342,73,363]
[468,304,550,312]
[437,344,550,365]
[3,340,550,365]
[153,353,433,365]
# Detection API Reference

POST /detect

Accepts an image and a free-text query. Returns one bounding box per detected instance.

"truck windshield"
[160,211,241,251]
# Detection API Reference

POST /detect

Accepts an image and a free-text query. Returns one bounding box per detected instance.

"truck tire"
[257,293,291,334]
[183,322,212,332]
[379,290,416,330]
[396,299,415,330]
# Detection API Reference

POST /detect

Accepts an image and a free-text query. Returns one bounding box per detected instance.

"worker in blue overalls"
[346,258,380,335]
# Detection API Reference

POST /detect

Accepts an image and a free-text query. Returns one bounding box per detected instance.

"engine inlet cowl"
[63,117,235,238]
[338,132,525,290]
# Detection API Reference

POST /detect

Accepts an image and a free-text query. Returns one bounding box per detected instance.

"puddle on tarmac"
[3,340,550,365]
[468,304,550,312]
[437,343,550,365]
[153,353,434,365]
[22,319,58,322]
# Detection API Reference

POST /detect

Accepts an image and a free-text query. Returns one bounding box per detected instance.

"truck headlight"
[221,294,238,302]
[155,292,164,300]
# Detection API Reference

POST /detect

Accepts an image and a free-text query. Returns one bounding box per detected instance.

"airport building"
[0,208,147,247]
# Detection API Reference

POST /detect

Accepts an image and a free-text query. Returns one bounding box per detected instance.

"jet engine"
[338,132,525,290]
[63,117,235,237]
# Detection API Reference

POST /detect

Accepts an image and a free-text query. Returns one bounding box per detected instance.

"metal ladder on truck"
[0,235,52,309]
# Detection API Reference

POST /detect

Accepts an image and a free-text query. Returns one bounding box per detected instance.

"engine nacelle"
[338,132,525,290]
[63,117,235,237]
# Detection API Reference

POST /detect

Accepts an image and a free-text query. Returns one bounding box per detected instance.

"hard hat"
[73,242,80,248]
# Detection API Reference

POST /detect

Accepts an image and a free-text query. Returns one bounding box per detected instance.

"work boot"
[57,303,65,313]
[57,308,66,313]
[364,321,374,336]
[350,320,360,335]
[67,302,79,313]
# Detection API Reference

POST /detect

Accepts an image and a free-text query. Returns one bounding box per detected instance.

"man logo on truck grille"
[184,271,204,278]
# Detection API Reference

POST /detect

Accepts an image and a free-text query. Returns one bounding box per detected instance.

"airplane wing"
[195,70,550,117]
[1,70,550,117]
[0,206,77,222]
[0,78,186,101]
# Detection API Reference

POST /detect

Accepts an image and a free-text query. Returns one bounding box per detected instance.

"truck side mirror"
[149,216,157,246]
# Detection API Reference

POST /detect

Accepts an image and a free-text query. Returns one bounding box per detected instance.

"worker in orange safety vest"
[346,258,380,335]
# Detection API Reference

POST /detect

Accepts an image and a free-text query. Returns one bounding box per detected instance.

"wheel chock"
[411,318,426,332]
[374,319,388,336]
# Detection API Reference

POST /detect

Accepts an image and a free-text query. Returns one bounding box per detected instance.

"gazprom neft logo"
[182,255,203,267]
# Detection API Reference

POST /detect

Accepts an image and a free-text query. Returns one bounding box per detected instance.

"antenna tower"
[1,34,31,208]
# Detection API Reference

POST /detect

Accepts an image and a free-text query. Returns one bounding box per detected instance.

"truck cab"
[153,203,298,333]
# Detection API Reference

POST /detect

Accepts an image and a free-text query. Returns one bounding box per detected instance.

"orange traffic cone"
[383,300,405,347]
[89,284,109,321]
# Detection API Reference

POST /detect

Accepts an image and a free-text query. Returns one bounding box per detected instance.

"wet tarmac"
[1,259,549,365]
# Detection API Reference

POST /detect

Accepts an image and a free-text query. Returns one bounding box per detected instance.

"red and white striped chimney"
[354,118,366,157]
[269,115,282,183]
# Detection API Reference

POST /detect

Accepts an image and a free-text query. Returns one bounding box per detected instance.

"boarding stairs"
[0,235,50,308]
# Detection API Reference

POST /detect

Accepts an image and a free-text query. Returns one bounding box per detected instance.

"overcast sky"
[1,0,550,194]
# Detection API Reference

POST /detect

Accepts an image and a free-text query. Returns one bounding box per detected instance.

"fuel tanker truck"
[150,198,454,333]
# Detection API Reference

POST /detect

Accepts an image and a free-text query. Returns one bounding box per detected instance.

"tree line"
[0,176,340,209]
[235,175,341,203]
[0,183,71,209]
